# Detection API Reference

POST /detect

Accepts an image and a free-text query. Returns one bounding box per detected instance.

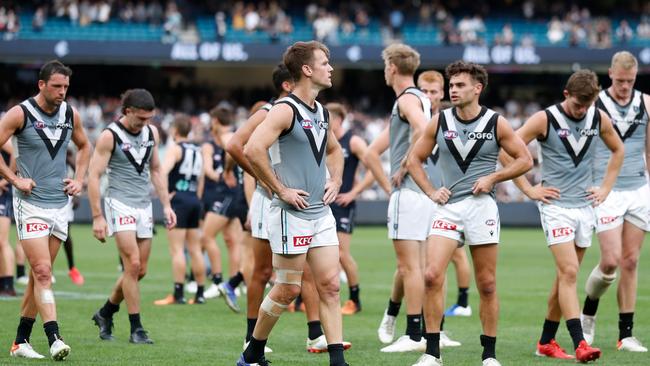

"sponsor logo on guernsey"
[318,120,328,129]
[557,129,571,138]
[599,216,618,225]
[485,219,496,226]
[293,235,313,247]
[432,220,457,231]
[444,130,459,140]
[551,227,574,238]
[119,216,136,225]
[467,131,493,140]
[26,222,49,232]
[578,128,599,137]
[34,121,46,129]
[301,119,313,129]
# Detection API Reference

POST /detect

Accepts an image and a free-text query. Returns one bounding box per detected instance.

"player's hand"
[335,191,356,207]
[223,171,237,188]
[472,175,495,195]
[0,179,9,192]
[323,179,341,205]
[525,184,560,204]
[63,178,83,196]
[244,212,252,231]
[92,216,108,243]
[279,187,309,210]
[391,166,407,188]
[429,187,451,205]
[164,206,177,229]
[586,186,609,207]
[14,177,36,195]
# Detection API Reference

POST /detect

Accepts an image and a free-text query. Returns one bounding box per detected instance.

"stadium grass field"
[0,225,648,365]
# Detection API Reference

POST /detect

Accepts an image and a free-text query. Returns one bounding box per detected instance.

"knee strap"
[275,269,303,286]
[260,296,288,317]
[585,265,616,299]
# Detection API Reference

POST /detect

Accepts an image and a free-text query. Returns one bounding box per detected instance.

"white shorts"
[104,198,153,239]
[250,190,271,240]
[387,188,435,241]
[267,206,338,255]
[13,197,69,241]
[538,203,595,248]
[595,185,650,233]
[429,194,500,245]
[64,197,74,222]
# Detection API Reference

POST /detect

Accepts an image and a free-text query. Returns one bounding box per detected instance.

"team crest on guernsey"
[20,99,72,159]
[547,105,598,167]
[301,119,313,129]
[280,95,329,166]
[557,129,571,138]
[440,108,497,173]
[108,122,154,174]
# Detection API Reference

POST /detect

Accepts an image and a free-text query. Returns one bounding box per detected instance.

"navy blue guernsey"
[168,141,202,195]
[339,131,359,195]
[204,140,242,194]
[0,150,10,198]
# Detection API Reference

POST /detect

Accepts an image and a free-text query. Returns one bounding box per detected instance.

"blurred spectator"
[147,1,163,25]
[68,0,79,25]
[440,18,461,45]
[119,2,134,23]
[418,2,433,30]
[244,3,260,32]
[4,9,19,40]
[458,14,485,44]
[32,6,46,32]
[134,1,148,23]
[215,11,226,41]
[616,20,633,43]
[638,17,650,39]
[98,1,111,24]
[522,0,535,19]
[313,9,339,44]
[389,7,404,37]
[590,18,612,49]
[546,16,564,44]
[0,7,7,32]
[501,23,514,45]
[231,1,245,30]
[162,2,182,43]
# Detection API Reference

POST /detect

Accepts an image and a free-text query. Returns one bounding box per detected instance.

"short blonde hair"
[326,102,347,121]
[611,51,638,70]
[382,43,420,76]
[417,70,444,87]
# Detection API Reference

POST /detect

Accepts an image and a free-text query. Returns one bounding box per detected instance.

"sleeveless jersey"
[539,104,600,208]
[426,145,443,189]
[203,140,226,192]
[255,100,274,199]
[594,89,648,190]
[389,87,432,193]
[270,94,330,219]
[106,121,155,208]
[436,106,500,204]
[13,98,73,208]
[339,130,360,195]
[0,150,11,199]
[168,141,202,194]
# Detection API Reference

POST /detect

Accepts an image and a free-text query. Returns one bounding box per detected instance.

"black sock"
[173,283,184,300]
[480,334,496,360]
[43,321,60,347]
[566,318,584,349]
[387,299,401,317]
[349,285,360,304]
[196,285,204,299]
[406,314,422,341]
[15,317,35,344]
[228,271,244,288]
[294,294,303,309]
[243,336,267,363]
[457,287,469,307]
[619,312,634,340]
[0,276,10,290]
[539,319,560,345]
[64,236,75,269]
[583,296,600,317]
[327,343,346,366]
[440,315,445,331]
[420,311,427,334]
[308,320,323,340]
[129,313,143,333]
[16,265,25,279]
[188,271,195,282]
[425,332,441,358]
[99,299,120,318]
[212,273,223,285]
[246,318,257,342]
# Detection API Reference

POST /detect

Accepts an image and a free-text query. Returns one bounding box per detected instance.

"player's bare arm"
[363,126,391,194]
[65,108,91,196]
[394,93,428,187]
[472,116,533,195]
[201,142,221,183]
[335,135,374,206]
[150,125,177,229]
[87,129,113,242]
[225,108,267,177]
[588,111,624,205]
[324,127,344,205]
[0,106,36,194]
[245,103,309,209]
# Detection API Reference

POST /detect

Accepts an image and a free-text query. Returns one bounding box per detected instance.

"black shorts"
[203,190,248,226]
[0,192,12,218]
[171,193,202,229]
[331,203,355,234]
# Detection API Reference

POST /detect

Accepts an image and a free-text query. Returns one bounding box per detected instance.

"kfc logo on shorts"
[485,219,496,226]
[444,131,459,140]
[26,222,49,232]
[301,120,313,129]
[557,129,571,138]
[34,121,46,129]
[432,220,457,231]
[119,216,136,225]
[599,216,618,225]
[552,227,574,238]
[293,235,313,247]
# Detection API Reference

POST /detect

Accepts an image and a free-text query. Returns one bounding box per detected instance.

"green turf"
[1,225,648,365]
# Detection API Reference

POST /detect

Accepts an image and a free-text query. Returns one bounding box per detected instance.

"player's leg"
[445,247,472,317]
[201,211,229,298]
[0,215,16,296]
[186,227,206,304]
[155,227,187,304]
